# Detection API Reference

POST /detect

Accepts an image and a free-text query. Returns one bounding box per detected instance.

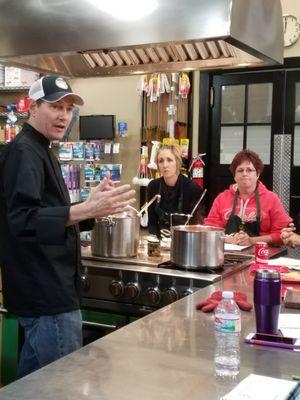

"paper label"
[215,316,241,333]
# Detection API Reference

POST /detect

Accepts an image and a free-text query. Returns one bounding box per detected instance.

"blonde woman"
[147,144,203,237]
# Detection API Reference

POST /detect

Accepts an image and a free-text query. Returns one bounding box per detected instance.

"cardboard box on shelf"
[284,289,300,309]
[4,67,39,88]
[0,65,4,86]
[0,126,5,142]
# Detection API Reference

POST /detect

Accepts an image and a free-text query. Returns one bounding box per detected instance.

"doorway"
[200,66,300,221]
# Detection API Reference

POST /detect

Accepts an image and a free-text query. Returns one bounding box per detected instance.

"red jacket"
[205,181,292,244]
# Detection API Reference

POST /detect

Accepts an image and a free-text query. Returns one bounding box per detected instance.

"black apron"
[155,178,185,231]
[225,188,261,237]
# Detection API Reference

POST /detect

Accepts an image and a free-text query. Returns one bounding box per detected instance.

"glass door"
[208,71,284,208]
[286,71,300,220]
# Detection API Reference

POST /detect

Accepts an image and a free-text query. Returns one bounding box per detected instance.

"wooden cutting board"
[284,289,300,309]
[280,271,300,284]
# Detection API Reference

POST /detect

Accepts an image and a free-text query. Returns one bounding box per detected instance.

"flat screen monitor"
[79,115,115,140]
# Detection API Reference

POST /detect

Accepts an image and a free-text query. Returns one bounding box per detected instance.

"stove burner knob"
[146,287,161,305]
[124,282,141,300]
[183,288,193,297]
[164,287,179,303]
[109,280,124,298]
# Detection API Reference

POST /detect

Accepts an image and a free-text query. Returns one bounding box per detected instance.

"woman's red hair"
[229,149,264,175]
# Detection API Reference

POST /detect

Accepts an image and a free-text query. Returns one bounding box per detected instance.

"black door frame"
[285,70,300,218]
[199,57,300,213]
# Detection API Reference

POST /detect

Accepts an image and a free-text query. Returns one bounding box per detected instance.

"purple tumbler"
[254,270,281,334]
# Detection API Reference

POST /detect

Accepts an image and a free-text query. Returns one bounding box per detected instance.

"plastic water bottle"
[214,291,241,377]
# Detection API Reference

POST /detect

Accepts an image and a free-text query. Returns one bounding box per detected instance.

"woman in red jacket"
[205,149,292,246]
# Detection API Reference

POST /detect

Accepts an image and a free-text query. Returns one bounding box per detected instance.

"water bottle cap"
[255,269,280,279]
[222,291,233,299]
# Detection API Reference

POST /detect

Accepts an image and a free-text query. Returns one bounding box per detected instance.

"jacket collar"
[21,122,51,147]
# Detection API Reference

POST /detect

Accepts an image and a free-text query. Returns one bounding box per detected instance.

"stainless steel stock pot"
[91,211,140,258]
[171,225,225,269]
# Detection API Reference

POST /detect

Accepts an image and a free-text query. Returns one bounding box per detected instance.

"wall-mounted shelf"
[0,86,30,92]
[0,111,29,119]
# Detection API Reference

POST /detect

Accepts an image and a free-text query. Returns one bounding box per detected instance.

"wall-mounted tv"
[79,114,115,140]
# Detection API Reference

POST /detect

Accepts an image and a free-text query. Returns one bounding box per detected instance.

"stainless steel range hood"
[0,0,283,77]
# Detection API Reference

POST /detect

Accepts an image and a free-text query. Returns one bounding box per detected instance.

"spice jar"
[147,236,161,257]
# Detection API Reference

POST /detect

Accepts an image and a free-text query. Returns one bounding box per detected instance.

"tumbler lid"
[255,269,280,279]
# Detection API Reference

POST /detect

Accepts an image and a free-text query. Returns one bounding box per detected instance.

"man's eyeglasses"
[235,168,257,174]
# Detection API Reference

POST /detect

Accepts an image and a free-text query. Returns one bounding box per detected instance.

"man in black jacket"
[0,75,135,378]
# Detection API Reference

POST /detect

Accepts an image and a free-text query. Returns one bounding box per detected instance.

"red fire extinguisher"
[190,154,206,190]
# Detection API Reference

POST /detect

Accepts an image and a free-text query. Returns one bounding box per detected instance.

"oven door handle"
[82,320,117,330]
[0,306,8,314]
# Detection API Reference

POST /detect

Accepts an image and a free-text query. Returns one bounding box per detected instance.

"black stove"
[81,249,254,317]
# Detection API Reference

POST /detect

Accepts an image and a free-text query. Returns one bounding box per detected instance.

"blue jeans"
[18,309,82,378]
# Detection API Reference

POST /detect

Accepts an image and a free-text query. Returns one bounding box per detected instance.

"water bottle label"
[214,316,241,333]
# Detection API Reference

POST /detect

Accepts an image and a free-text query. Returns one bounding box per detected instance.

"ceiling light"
[87,0,158,21]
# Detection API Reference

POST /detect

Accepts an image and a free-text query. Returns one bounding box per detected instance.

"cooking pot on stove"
[171,225,225,269]
[91,211,140,257]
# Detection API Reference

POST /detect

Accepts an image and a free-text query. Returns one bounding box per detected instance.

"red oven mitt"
[196,290,222,312]
[196,290,252,312]
[233,291,253,311]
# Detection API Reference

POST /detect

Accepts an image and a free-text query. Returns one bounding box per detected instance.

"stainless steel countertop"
[0,267,298,399]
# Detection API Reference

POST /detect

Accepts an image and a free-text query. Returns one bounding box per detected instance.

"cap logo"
[55,77,69,90]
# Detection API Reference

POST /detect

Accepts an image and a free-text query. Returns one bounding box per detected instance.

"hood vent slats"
[1,39,263,77]
[80,40,237,73]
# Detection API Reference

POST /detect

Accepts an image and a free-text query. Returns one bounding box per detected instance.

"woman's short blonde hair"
[155,144,182,174]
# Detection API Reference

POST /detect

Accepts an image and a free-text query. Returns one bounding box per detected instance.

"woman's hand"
[225,234,239,244]
[280,223,295,240]
[281,223,300,247]
[234,231,253,246]
[225,232,252,246]
[281,232,300,247]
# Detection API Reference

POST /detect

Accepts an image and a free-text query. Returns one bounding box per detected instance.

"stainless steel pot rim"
[172,224,224,233]
[96,211,140,221]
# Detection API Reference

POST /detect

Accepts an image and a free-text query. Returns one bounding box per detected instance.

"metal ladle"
[127,194,161,217]
[184,188,207,226]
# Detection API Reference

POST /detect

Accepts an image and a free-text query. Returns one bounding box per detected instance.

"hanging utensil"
[184,188,207,226]
[141,91,147,142]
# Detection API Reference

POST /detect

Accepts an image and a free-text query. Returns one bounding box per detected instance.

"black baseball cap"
[29,75,84,105]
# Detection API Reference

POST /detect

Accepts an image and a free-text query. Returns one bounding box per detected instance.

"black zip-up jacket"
[147,174,203,236]
[0,123,93,317]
